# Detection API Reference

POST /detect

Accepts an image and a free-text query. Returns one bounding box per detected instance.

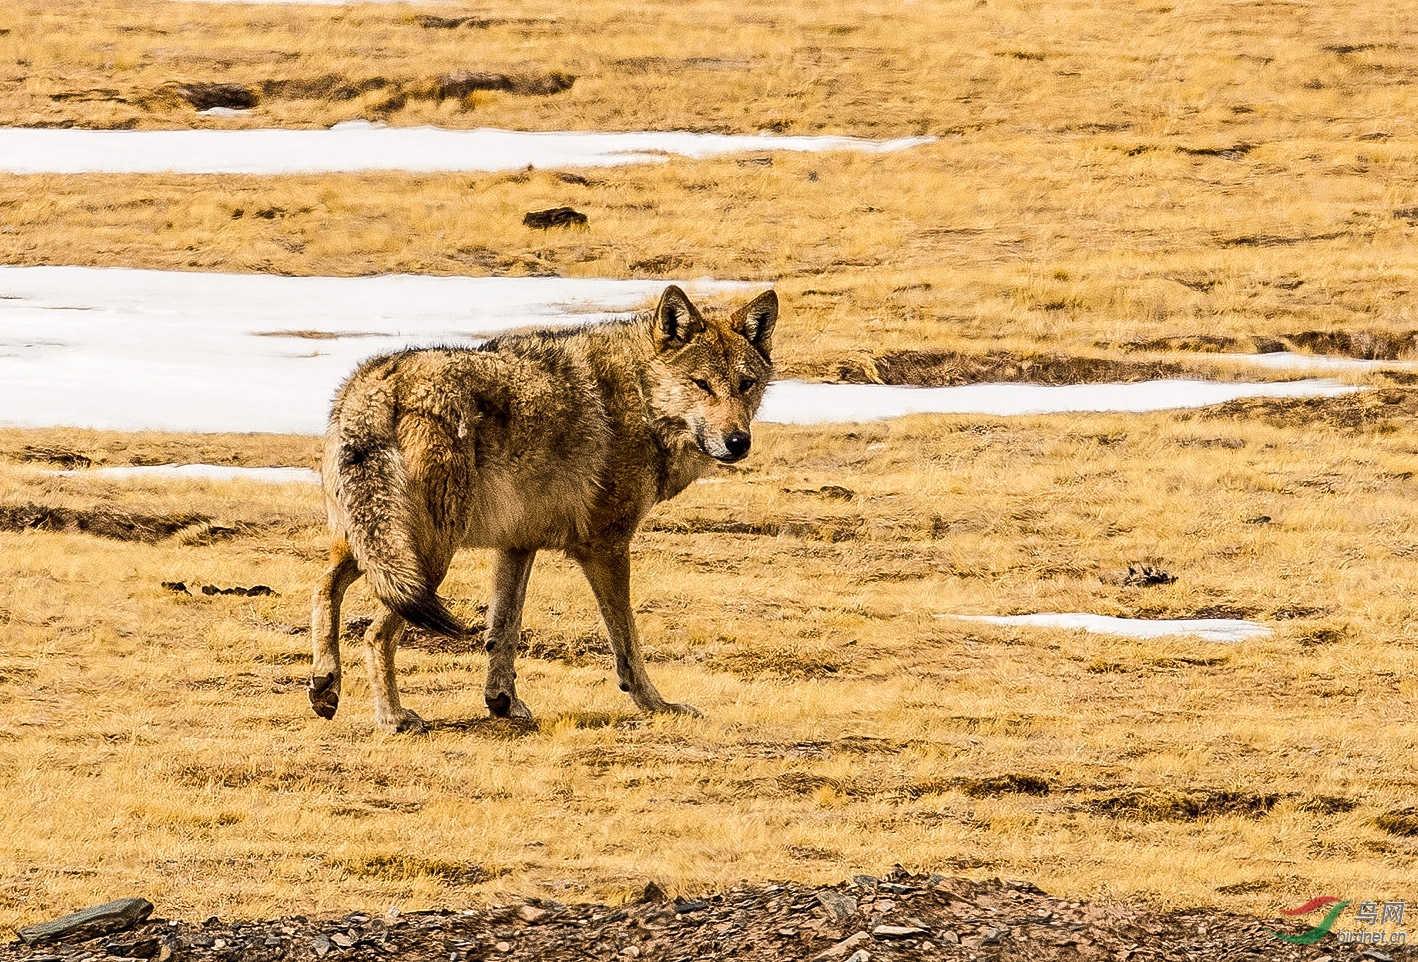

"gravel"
[2,869,1408,961]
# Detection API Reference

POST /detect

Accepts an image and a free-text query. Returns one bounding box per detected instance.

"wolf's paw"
[486,691,535,720]
[657,701,703,718]
[375,708,428,735]
[308,672,339,720]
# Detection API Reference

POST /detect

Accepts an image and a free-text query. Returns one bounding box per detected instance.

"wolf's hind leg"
[309,539,361,720]
[364,607,429,734]
[484,548,536,719]
[576,547,700,717]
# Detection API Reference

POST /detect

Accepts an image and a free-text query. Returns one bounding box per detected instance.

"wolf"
[307,285,778,732]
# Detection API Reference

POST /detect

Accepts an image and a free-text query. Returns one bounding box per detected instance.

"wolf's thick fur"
[308,285,778,732]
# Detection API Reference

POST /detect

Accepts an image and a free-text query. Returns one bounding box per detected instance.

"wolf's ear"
[731,289,777,359]
[654,285,705,350]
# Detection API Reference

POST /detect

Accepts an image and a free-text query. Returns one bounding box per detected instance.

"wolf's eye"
[691,378,713,393]
[739,377,757,393]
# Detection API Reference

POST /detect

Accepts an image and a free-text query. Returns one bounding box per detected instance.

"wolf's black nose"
[724,432,751,459]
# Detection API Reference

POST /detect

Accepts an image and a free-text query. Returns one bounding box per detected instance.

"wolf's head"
[647,285,777,463]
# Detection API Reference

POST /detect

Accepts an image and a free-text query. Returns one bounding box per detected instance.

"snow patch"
[755,378,1360,424]
[54,464,320,485]
[0,124,935,175]
[1213,351,1414,372]
[939,613,1272,643]
[0,266,1362,435]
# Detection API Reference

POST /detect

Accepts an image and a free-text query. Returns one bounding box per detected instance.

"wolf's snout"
[723,431,751,460]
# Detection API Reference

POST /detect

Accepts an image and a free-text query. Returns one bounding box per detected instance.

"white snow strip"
[0,266,751,434]
[0,266,1362,435]
[755,378,1360,424]
[939,613,1272,643]
[54,464,319,485]
[0,123,936,175]
[1211,351,1413,372]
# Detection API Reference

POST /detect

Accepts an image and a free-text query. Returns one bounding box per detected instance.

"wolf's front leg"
[576,546,701,716]
[484,548,536,719]
[365,608,428,734]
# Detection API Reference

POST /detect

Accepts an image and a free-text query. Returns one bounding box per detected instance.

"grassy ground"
[3,404,1418,931]
[3,0,1418,939]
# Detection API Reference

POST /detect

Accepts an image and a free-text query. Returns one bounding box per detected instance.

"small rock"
[845,951,870,962]
[873,899,895,914]
[495,942,512,953]
[621,947,641,959]
[852,875,879,890]
[18,898,155,946]
[312,935,332,958]
[517,905,547,923]
[778,928,798,937]
[981,924,1008,944]
[1361,951,1394,962]
[331,932,355,948]
[811,931,870,961]
[872,924,929,939]
[816,891,858,922]
[674,900,708,914]
[639,881,667,903]
[940,930,960,944]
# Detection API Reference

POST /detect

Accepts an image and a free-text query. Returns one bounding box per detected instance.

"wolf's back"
[324,365,466,638]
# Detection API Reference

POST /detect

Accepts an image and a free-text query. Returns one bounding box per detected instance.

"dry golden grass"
[5,0,1418,937]
[4,404,1418,931]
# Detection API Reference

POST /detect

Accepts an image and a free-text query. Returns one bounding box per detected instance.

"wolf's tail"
[327,407,467,639]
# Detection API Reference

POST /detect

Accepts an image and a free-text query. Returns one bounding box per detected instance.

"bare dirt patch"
[0,503,207,543]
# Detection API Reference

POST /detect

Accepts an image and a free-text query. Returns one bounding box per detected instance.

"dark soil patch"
[523,207,588,229]
[0,503,206,543]
[1088,789,1280,822]
[433,70,576,98]
[1120,328,1418,360]
[12,445,92,468]
[5,869,1399,961]
[1374,807,1418,836]
[1189,388,1418,431]
[410,15,522,29]
[629,254,691,274]
[646,516,866,543]
[173,82,259,110]
[141,72,576,114]
[1299,795,1358,815]
[832,350,1191,387]
[1178,143,1253,159]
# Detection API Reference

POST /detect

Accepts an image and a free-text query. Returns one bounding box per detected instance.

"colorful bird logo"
[1269,897,1351,945]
